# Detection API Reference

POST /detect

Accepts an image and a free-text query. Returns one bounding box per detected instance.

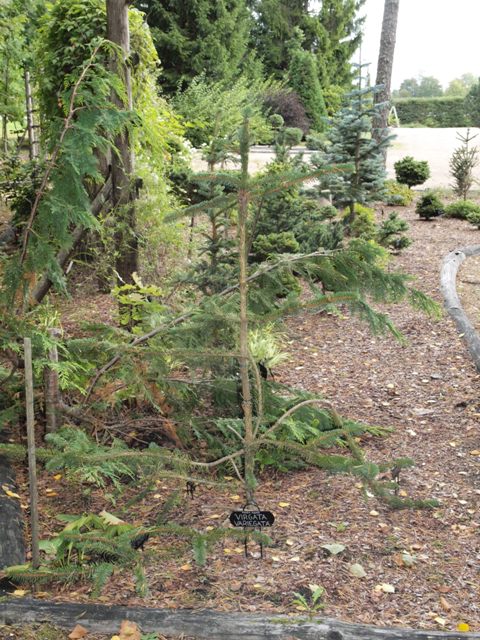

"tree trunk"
[106,0,138,285]
[24,69,39,160]
[373,0,400,149]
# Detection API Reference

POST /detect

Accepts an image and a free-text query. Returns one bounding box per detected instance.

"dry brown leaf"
[68,624,88,639]
[119,620,141,640]
[440,596,452,612]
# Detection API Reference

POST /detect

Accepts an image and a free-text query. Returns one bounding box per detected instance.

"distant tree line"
[393,73,477,99]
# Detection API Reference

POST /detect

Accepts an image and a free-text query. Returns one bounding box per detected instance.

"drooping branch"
[31,177,112,306]
[19,43,104,265]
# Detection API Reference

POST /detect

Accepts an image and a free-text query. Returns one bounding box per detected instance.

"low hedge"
[394,97,469,127]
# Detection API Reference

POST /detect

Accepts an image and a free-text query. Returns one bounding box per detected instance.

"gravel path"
[192,127,480,189]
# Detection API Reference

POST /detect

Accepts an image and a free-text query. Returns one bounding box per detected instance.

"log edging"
[0,598,479,639]
[440,245,480,371]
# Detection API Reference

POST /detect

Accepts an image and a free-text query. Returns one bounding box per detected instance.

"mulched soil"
[8,199,480,634]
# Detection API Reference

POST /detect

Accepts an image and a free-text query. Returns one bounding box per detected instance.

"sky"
[358,0,480,90]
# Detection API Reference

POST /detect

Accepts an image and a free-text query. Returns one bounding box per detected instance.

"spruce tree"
[314,66,392,218]
[249,0,310,78]
[315,0,366,90]
[136,0,251,95]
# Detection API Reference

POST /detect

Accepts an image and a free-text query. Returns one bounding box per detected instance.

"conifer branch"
[19,42,104,266]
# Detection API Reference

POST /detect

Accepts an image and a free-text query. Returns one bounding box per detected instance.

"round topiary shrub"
[394,156,430,188]
[444,200,480,220]
[416,192,445,220]
[383,180,414,206]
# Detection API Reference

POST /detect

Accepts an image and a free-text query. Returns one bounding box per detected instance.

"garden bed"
[5,200,480,634]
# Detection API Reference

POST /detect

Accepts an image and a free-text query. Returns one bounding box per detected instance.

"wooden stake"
[24,337,40,569]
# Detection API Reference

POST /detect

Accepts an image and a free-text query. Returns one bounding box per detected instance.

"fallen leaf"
[321,543,346,556]
[434,617,447,627]
[230,495,242,502]
[110,636,121,640]
[469,450,480,456]
[278,502,290,507]
[180,563,192,570]
[53,473,62,481]
[349,563,366,578]
[286,539,294,546]
[68,624,88,639]
[12,589,27,597]
[2,485,20,499]
[375,583,395,593]
[118,620,140,640]
[369,510,379,517]
[439,596,452,612]
[457,622,470,632]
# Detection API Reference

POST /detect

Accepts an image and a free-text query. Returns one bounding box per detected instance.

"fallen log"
[440,245,480,371]
[0,598,479,640]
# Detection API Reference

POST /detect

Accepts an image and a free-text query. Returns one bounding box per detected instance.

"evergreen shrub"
[466,210,480,228]
[444,200,480,220]
[394,97,468,127]
[251,232,300,262]
[344,204,377,239]
[383,180,414,206]
[394,156,430,187]
[416,192,445,219]
[377,212,411,251]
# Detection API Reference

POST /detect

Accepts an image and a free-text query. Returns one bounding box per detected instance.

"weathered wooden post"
[24,337,40,569]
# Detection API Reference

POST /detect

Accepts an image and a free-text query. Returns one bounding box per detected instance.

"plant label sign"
[229,510,275,528]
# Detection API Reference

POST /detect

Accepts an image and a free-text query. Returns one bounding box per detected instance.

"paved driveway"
[192,128,480,189]
[386,127,480,189]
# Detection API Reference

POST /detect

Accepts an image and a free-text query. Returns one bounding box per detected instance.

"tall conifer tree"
[136,0,251,95]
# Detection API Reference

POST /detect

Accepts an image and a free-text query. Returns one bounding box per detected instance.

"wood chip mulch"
[11,200,480,634]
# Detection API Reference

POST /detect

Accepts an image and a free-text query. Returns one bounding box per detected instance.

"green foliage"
[45,428,138,489]
[466,209,480,229]
[270,115,303,163]
[292,584,325,616]
[251,231,300,262]
[376,212,411,252]
[383,180,414,206]
[343,204,376,240]
[112,275,165,332]
[315,68,392,215]
[464,80,480,128]
[174,74,273,148]
[445,199,480,220]
[0,0,27,148]
[449,129,479,200]
[393,97,468,128]
[137,0,251,95]
[415,192,445,220]
[287,28,327,133]
[394,156,430,188]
